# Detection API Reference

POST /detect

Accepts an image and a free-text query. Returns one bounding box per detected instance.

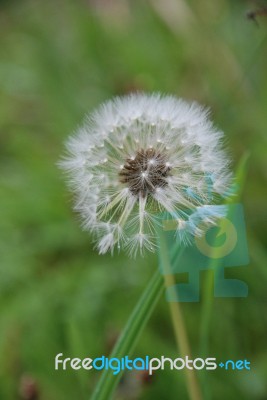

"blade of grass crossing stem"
[157,228,203,400]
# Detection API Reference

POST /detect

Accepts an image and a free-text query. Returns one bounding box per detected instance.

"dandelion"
[60,93,232,256]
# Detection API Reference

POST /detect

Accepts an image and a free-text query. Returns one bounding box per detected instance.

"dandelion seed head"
[59,93,232,256]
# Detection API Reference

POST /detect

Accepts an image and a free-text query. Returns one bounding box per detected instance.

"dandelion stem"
[91,268,164,400]
[157,228,203,400]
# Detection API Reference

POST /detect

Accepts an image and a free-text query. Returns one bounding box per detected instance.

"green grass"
[0,0,267,399]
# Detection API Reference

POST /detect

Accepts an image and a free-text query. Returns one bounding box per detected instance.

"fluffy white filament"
[60,93,232,256]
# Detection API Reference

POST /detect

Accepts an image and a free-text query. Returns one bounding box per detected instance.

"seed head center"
[119,148,171,197]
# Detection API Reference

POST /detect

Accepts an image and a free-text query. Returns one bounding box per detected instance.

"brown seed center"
[119,148,171,197]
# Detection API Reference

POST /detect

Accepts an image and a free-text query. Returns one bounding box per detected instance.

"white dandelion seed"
[59,93,232,256]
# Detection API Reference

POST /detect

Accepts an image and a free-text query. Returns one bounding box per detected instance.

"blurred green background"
[0,0,267,399]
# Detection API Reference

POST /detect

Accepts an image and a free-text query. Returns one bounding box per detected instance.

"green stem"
[157,228,203,400]
[91,269,164,400]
